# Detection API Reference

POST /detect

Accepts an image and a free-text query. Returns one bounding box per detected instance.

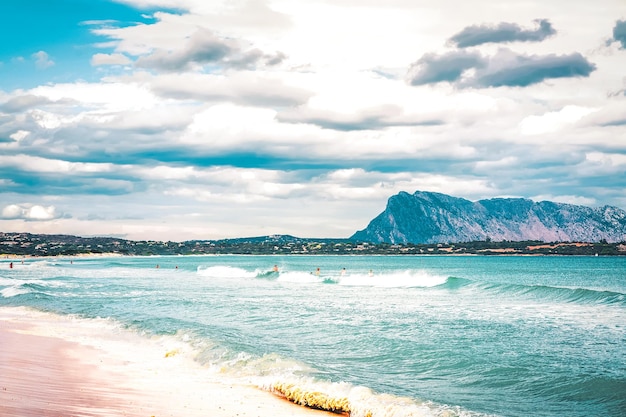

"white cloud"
[91,53,132,66]
[474,156,519,172]
[580,151,626,176]
[30,82,158,112]
[9,130,30,141]
[1,204,61,221]
[156,166,496,205]
[0,0,624,240]
[147,71,312,107]
[0,154,115,174]
[530,194,597,206]
[519,105,597,135]
[180,102,324,152]
[29,109,67,129]
[32,51,54,69]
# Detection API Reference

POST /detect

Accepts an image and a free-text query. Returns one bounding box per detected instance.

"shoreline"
[1,252,125,259]
[1,252,621,260]
[0,306,335,417]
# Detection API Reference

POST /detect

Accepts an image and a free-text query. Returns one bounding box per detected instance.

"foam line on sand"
[0,306,336,417]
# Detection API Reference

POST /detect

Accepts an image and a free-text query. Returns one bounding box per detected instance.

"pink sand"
[0,307,334,417]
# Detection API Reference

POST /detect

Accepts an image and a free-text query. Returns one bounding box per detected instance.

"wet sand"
[0,307,334,417]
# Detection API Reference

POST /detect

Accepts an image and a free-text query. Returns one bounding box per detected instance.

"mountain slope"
[351,191,626,244]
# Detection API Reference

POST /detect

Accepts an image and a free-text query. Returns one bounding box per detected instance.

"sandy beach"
[0,307,335,417]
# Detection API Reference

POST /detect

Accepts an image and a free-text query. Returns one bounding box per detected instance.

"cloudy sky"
[0,0,625,241]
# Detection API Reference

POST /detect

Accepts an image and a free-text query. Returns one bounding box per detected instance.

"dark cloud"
[133,150,343,171]
[407,49,595,88]
[607,88,626,97]
[136,30,232,71]
[1,119,181,165]
[277,105,443,131]
[600,118,626,127]
[472,51,596,87]
[449,19,556,48]
[612,19,626,48]
[407,51,485,86]
[0,166,139,196]
[0,95,53,113]
[135,28,285,72]
[0,95,79,113]
[265,51,287,66]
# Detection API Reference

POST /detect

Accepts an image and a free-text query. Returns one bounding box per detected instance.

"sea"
[1,254,625,417]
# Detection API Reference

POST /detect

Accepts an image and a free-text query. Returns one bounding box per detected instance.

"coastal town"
[1,232,625,257]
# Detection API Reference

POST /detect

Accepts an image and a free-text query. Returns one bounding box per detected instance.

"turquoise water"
[1,255,625,417]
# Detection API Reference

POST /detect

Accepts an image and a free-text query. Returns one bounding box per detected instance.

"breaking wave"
[467,280,625,306]
[196,265,257,279]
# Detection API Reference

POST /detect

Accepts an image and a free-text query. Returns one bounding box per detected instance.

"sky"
[0,0,625,241]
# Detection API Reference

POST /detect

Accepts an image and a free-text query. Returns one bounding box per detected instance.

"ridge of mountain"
[351,191,626,244]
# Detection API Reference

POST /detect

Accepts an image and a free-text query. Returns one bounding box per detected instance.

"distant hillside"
[1,231,625,256]
[351,191,626,244]
[0,232,351,257]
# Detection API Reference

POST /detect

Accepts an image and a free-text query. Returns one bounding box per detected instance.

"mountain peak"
[351,191,626,244]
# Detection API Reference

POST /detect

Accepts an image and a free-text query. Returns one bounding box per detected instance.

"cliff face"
[351,191,626,244]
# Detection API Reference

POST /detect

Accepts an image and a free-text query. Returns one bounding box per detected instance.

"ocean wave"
[195,263,625,307]
[261,270,452,288]
[439,276,473,290]
[0,277,25,286]
[258,378,486,417]
[276,271,327,284]
[472,281,625,306]
[256,270,280,280]
[193,266,462,289]
[19,260,59,269]
[4,306,484,417]
[0,278,74,298]
[0,286,31,298]
[194,344,485,417]
[196,265,257,279]
[335,270,449,288]
[0,284,54,300]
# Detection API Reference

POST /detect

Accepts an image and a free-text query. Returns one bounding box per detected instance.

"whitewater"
[1,255,625,417]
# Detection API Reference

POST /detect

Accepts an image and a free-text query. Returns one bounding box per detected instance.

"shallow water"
[1,255,625,417]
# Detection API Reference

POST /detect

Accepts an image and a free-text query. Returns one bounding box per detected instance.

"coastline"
[1,252,125,260]
[2,232,624,257]
[0,306,334,417]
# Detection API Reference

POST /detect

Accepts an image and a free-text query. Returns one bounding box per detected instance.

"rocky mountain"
[351,191,626,244]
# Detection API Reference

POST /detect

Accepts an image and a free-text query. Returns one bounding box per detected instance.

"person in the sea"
[273,265,279,272]
[315,267,320,276]
[340,267,346,276]
[368,269,374,277]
